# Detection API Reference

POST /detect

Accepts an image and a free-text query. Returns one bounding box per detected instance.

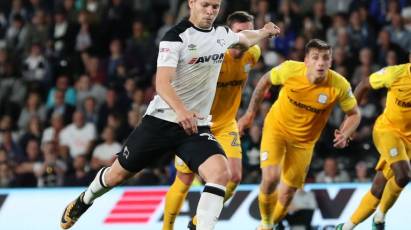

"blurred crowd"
[0,0,410,188]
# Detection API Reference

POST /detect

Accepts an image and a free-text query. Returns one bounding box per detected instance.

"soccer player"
[162,11,260,230]
[59,0,280,230]
[335,53,411,230]
[238,39,361,230]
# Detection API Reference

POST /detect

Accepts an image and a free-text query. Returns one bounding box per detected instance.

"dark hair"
[226,11,254,27]
[305,39,331,54]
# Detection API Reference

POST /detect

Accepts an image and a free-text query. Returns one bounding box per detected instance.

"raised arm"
[238,71,272,134]
[237,22,280,47]
[156,67,200,135]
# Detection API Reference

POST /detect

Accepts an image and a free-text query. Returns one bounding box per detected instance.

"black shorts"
[117,115,226,173]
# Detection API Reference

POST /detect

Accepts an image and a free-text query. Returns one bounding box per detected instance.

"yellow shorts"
[260,118,314,189]
[174,121,242,174]
[373,127,411,179]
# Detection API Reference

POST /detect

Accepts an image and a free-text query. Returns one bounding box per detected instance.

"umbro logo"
[122,146,129,159]
[217,39,225,47]
[188,44,196,51]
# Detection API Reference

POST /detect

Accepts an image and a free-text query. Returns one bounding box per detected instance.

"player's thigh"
[117,116,176,172]
[213,125,242,177]
[260,126,286,168]
[281,142,314,189]
[213,124,242,159]
[373,128,408,178]
[176,126,226,174]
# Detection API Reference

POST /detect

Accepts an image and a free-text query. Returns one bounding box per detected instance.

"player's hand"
[176,109,203,135]
[238,112,255,136]
[262,22,280,38]
[333,129,350,148]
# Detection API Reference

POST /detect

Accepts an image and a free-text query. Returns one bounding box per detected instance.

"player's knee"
[105,169,130,187]
[230,170,242,184]
[263,170,280,185]
[395,172,410,188]
[278,188,296,205]
[206,167,230,185]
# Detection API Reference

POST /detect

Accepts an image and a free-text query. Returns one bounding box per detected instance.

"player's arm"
[156,67,200,135]
[237,22,280,47]
[334,106,361,148]
[238,72,272,134]
[353,74,372,104]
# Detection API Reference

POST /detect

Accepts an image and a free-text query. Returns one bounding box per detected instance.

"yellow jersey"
[266,60,357,143]
[370,63,411,141]
[210,45,261,130]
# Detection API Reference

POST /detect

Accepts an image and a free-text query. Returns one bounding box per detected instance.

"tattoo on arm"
[247,74,271,114]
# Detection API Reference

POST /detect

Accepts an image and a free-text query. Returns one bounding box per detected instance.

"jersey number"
[229,132,240,146]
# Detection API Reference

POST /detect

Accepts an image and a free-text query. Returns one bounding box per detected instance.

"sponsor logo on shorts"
[260,151,268,161]
[200,133,217,142]
[389,147,398,157]
[123,146,130,159]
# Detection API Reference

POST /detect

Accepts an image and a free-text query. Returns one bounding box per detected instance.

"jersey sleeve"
[338,79,357,112]
[269,61,291,85]
[157,41,183,67]
[248,45,261,65]
[369,66,396,89]
[225,27,240,47]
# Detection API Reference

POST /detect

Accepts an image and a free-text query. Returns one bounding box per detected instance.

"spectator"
[353,161,372,182]
[41,112,64,145]
[21,43,51,88]
[45,89,75,125]
[59,110,96,158]
[315,157,350,183]
[46,74,76,107]
[13,138,41,187]
[63,154,93,186]
[36,141,66,187]
[18,116,43,150]
[81,96,99,125]
[0,148,14,187]
[74,74,107,107]
[90,126,121,170]
[17,91,46,130]
[385,13,411,51]
[49,8,77,58]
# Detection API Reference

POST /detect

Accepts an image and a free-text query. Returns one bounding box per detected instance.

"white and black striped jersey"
[145,18,240,126]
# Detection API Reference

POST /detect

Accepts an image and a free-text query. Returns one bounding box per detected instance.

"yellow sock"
[224,181,238,202]
[162,177,191,230]
[350,191,380,224]
[379,178,403,214]
[272,201,287,224]
[259,190,277,226]
[191,181,238,226]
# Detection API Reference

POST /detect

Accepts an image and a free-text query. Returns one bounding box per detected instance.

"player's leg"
[177,127,230,230]
[61,159,135,229]
[163,157,195,230]
[272,141,314,227]
[226,156,242,200]
[215,126,244,202]
[258,125,285,230]
[337,170,388,230]
[190,126,243,228]
[372,131,410,228]
[61,116,174,229]
[374,160,410,227]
